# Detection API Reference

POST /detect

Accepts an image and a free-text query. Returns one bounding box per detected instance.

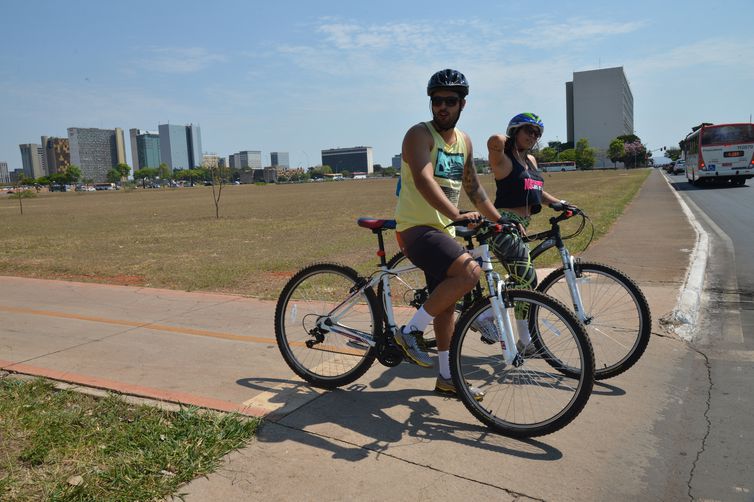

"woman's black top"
[493,152,544,214]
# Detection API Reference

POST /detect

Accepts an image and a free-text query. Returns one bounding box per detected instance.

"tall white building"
[566,66,634,166]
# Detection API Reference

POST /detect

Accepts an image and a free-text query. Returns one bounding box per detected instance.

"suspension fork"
[558,246,588,323]
[475,243,518,364]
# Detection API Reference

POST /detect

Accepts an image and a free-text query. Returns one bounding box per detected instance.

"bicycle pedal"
[480,335,496,345]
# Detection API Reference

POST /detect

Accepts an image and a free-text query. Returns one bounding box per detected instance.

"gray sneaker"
[435,375,485,401]
[471,318,501,345]
[395,326,433,368]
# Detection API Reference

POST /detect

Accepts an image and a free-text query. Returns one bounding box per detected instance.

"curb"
[660,174,709,342]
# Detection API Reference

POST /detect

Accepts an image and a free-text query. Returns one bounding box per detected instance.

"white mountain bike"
[275,217,594,438]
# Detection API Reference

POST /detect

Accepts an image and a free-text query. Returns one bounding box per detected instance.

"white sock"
[517,319,531,345]
[404,306,434,334]
[438,350,451,380]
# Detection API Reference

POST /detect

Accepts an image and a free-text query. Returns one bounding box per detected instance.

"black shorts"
[398,226,466,292]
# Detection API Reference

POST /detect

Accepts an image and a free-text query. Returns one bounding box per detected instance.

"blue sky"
[2,0,753,171]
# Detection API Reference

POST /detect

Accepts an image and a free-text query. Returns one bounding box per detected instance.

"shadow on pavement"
[237,365,565,462]
[591,380,627,397]
[669,178,749,191]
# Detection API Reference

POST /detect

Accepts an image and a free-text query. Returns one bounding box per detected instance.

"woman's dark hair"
[504,131,535,170]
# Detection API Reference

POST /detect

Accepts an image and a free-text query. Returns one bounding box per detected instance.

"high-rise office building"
[0,162,9,184]
[158,123,202,170]
[41,136,70,175]
[566,66,634,166]
[19,143,46,179]
[321,146,374,174]
[68,127,127,182]
[270,151,289,168]
[239,150,262,169]
[129,129,161,171]
[391,154,401,170]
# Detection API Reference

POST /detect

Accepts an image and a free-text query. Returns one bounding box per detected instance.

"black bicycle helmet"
[427,69,469,97]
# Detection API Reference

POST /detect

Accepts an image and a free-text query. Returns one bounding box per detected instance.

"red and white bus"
[538,161,577,172]
[680,122,754,185]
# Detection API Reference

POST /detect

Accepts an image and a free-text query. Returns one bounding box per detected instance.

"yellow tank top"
[395,122,467,235]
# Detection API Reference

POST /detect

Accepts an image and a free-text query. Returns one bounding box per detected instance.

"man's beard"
[432,109,461,131]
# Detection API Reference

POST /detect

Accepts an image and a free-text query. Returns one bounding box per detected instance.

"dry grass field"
[1,169,649,299]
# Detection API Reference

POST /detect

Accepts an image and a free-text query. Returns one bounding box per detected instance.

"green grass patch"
[0,169,650,298]
[0,377,259,501]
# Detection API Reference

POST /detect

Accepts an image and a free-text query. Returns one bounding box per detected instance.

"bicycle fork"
[559,247,588,324]
[472,244,522,366]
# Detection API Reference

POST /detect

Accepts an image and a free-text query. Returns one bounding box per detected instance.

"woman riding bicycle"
[480,113,578,348]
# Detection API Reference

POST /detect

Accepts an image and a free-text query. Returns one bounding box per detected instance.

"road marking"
[0,358,270,417]
[0,305,276,344]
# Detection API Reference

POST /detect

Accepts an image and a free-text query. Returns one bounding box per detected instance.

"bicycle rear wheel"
[451,291,594,438]
[536,262,651,380]
[275,263,378,389]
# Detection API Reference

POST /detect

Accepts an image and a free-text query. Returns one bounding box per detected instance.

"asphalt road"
[666,171,754,501]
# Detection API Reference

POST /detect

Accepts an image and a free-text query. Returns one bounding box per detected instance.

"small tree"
[574,138,595,168]
[158,162,172,180]
[134,168,158,188]
[535,146,559,163]
[106,169,121,184]
[63,165,81,184]
[623,141,647,168]
[608,139,625,167]
[665,147,682,161]
[115,163,131,187]
[11,176,36,214]
[559,149,577,163]
[207,163,228,219]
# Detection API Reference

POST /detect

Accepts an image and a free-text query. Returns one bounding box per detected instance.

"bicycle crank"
[377,340,404,367]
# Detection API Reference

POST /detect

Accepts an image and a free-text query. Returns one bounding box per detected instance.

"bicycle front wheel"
[275,263,378,389]
[537,262,651,380]
[451,291,594,438]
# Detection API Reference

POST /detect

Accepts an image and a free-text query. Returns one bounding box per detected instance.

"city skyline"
[2,0,752,171]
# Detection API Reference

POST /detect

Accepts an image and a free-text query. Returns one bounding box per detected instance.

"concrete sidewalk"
[0,169,709,501]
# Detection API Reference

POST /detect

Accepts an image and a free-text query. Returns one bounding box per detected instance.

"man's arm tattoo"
[463,166,489,205]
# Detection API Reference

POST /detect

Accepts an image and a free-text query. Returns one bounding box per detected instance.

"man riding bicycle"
[394,69,505,399]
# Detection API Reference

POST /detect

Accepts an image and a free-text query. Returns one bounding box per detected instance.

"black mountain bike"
[385,207,651,380]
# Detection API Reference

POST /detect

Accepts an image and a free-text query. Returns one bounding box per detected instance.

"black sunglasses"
[430,95,460,107]
[520,126,542,138]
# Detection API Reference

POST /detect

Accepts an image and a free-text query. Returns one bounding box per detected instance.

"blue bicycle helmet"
[506,113,544,137]
[427,69,469,97]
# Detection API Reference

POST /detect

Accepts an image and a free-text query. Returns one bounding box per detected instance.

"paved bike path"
[0,169,710,500]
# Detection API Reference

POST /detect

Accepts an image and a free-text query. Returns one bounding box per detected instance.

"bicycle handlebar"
[445,217,519,238]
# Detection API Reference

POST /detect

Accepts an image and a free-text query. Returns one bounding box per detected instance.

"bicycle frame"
[312,222,412,350]
[527,214,588,323]
[316,220,521,364]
